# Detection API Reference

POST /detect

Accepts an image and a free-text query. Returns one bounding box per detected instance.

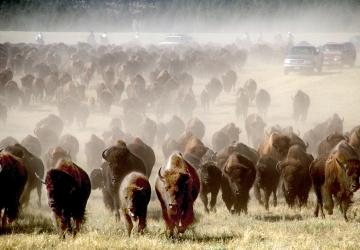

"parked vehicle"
[322,42,356,67]
[283,45,323,75]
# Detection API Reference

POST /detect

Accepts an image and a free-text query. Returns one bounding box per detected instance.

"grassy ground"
[2,191,360,249]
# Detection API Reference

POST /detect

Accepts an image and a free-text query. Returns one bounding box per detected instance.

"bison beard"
[45,162,91,238]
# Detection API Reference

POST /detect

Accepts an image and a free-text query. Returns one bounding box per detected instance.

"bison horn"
[34,172,45,185]
[158,168,165,182]
[102,147,111,161]
[326,135,331,142]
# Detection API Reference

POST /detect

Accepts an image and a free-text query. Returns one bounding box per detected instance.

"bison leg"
[37,184,42,207]
[20,187,31,208]
[264,189,271,211]
[200,191,209,213]
[179,205,194,234]
[221,178,234,213]
[272,189,278,207]
[138,215,147,235]
[156,189,175,237]
[113,194,121,222]
[313,185,324,218]
[254,184,263,206]
[123,211,133,236]
[340,197,351,222]
[209,189,219,212]
[323,185,334,215]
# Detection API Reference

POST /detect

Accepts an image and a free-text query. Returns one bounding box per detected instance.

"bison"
[235,89,249,121]
[85,134,106,169]
[259,132,291,162]
[309,156,327,218]
[45,159,91,237]
[127,137,156,178]
[293,90,310,122]
[198,161,222,212]
[221,152,256,214]
[322,142,360,221]
[5,143,44,207]
[255,89,271,118]
[102,140,147,220]
[156,152,200,236]
[245,113,266,149]
[254,156,280,210]
[0,151,27,228]
[317,133,347,157]
[120,172,151,236]
[277,145,313,208]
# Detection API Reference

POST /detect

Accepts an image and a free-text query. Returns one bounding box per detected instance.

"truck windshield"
[290,47,314,55]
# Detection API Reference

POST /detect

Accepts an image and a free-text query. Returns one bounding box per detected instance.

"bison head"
[271,133,291,160]
[336,158,360,193]
[124,185,148,218]
[90,169,103,190]
[158,168,190,221]
[277,159,302,207]
[223,157,255,197]
[102,140,128,163]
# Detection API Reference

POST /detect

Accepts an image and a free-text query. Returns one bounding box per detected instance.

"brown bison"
[127,137,156,178]
[212,130,231,152]
[221,152,256,214]
[243,78,257,102]
[259,132,291,162]
[186,117,206,140]
[205,77,223,103]
[45,146,71,170]
[120,172,151,236]
[0,151,27,228]
[245,113,266,149]
[156,152,200,236]
[198,161,222,212]
[102,140,147,220]
[85,134,106,169]
[309,156,327,218]
[5,143,44,207]
[254,156,280,210]
[45,159,91,237]
[59,134,80,161]
[221,69,237,93]
[277,145,313,207]
[255,89,271,118]
[322,142,360,221]
[21,134,42,157]
[235,88,250,121]
[317,133,347,157]
[293,90,310,122]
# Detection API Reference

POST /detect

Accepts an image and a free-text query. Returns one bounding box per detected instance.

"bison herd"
[0,41,359,239]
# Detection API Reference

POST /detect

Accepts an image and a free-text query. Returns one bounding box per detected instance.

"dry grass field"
[1,32,360,249]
